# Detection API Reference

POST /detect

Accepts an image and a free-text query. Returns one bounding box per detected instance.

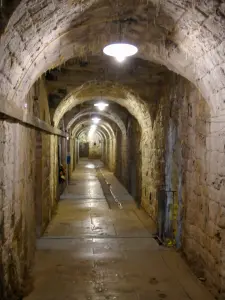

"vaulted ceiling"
[45,55,168,109]
[1,0,224,113]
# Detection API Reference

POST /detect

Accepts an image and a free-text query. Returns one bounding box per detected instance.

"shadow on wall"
[126,116,142,205]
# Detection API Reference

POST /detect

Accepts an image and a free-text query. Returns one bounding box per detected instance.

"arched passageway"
[71,117,117,172]
[0,1,225,299]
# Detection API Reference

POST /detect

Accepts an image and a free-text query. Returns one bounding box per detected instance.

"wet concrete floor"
[25,159,213,300]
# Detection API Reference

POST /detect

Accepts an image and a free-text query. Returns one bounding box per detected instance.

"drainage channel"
[96,167,123,210]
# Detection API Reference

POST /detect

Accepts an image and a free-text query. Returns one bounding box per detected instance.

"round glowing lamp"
[94,102,109,111]
[103,43,138,63]
[92,117,100,124]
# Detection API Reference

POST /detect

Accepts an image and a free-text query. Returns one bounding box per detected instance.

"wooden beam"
[0,96,67,137]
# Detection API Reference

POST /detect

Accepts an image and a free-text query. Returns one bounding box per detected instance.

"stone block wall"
[139,73,225,297]
[141,99,166,219]
[69,137,75,177]
[126,117,142,203]
[115,128,123,183]
[107,136,115,172]
[165,77,225,297]
[0,77,62,299]
[114,126,129,187]
[0,121,36,299]
[36,132,56,235]
[32,77,59,234]
[49,135,58,213]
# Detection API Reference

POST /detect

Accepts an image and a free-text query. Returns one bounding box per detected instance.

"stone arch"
[67,109,126,136]
[3,2,225,298]
[53,81,151,142]
[54,81,149,199]
[73,123,108,148]
[77,129,105,143]
[72,123,107,165]
[1,0,225,113]
[72,119,115,139]
[76,126,106,160]
[71,109,128,182]
[69,123,107,171]
[54,81,150,181]
[68,109,128,179]
[76,126,106,141]
[72,118,116,170]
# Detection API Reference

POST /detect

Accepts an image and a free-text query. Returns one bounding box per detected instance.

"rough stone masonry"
[1,1,225,299]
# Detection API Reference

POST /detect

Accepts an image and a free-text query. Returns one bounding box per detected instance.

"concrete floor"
[25,159,214,300]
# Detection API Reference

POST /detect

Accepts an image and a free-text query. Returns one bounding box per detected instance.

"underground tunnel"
[0,0,225,299]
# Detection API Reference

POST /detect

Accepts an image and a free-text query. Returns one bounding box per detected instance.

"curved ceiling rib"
[53,82,152,137]
[72,119,114,141]
[67,110,126,136]
[1,0,223,112]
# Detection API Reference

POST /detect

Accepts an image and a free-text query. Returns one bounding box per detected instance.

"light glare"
[85,163,95,169]
[94,102,109,111]
[92,117,100,124]
[103,43,138,63]
[116,55,126,63]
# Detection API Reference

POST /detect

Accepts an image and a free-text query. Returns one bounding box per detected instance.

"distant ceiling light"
[66,136,69,140]
[94,102,109,111]
[103,43,138,63]
[92,117,100,124]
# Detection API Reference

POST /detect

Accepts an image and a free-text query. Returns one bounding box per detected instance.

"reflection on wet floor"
[25,159,213,300]
[85,163,96,169]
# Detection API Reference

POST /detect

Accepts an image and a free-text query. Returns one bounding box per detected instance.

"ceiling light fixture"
[103,18,138,63]
[92,117,101,124]
[103,43,138,63]
[94,102,109,111]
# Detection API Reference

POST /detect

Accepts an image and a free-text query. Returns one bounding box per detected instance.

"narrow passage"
[25,160,213,300]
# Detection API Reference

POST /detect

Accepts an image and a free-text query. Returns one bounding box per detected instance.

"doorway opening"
[79,142,89,158]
